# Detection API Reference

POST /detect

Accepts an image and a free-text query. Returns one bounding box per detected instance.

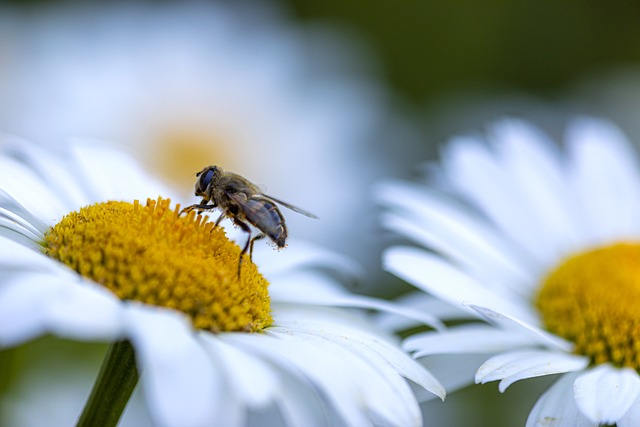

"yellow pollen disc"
[41,197,272,333]
[536,243,640,368]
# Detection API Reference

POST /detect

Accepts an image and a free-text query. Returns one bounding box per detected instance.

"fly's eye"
[196,168,215,195]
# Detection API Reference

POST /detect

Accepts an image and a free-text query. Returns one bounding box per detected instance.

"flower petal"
[526,372,595,427]
[489,119,587,258]
[0,235,68,274]
[476,350,589,392]
[273,306,446,401]
[384,246,539,326]
[199,332,281,408]
[404,324,537,357]
[68,141,177,203]
[123,303,223,427]
[377,180,536,297]
[441,134,551,265]
[468,304,572,352]
[270,271,444,330]
[617,395,640,427]
[0,273,124,346]
[574,364,640,424]
[566,118,640,244]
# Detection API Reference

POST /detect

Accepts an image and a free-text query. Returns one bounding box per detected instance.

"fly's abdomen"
[244,198,287,247]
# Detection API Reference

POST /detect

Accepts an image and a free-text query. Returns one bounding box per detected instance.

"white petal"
[377,180,537,297]
[476,350,589,392]
[469,304,572,352]
[489,119,586,258]
[123,303,223,427]
[441,135,552,265]
[0,156,69,223]
[225,332,371,427]
[0,235,68,274]
[269,329,424,427]
[270,271,444,330]
[254,238,363,280]
[0,273,124,347]
[574,364,640,424]
[199,332,281,408]
[375,292,472,333]
[618,396,640,427]
[384,246,539,326]
[566,118,640,243]
[68,141,176,203]
[526,372,596,427]
[0,134,90,209]
[274,309,445,401]
[0,188,50,234]
[404,324,537,358]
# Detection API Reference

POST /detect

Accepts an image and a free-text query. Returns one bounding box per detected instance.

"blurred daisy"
[0,137,445,427]
[0,2,420,288]
[378,118,640,426]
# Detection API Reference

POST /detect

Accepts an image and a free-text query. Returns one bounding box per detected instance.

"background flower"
[379,117,640,426]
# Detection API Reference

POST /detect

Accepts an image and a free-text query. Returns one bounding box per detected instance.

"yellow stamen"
[41,197,272,333]
[536,243,640,368]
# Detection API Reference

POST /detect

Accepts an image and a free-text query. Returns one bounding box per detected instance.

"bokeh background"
[3,1,640,426]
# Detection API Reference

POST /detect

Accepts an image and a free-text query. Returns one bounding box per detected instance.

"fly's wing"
[266,195,318,219]
[227,192,287,246]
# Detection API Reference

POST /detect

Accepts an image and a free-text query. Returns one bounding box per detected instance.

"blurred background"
[2,0,640,426]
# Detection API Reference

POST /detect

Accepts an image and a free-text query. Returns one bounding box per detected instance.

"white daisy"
[0,137,445,427]
[378,117,640,426]
[0,2,419,289]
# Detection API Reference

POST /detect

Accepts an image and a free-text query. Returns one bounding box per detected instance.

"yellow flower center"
[41,197,272,333]
[536,242,640,368]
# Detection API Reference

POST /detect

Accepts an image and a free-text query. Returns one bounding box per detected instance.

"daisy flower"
[378,117,640,426]
[0,2,420,290]
[0,137,445,427]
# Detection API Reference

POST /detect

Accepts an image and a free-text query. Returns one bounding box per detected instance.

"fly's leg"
[249,234,266,261]
[234,219,252,278]
[180,203,216,216]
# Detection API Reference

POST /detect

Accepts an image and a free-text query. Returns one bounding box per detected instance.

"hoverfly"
[181,165,317,276]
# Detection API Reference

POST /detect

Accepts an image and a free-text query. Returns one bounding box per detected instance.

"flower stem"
[76,340,139,427]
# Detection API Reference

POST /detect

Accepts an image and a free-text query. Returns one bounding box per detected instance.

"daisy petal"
[377,180,536,296]
[566,118,640,243]
[0,274,124,346]
[69,141,175,203]
[574,364,640,424]
[199,333,281,408]
[270,271,444,330]
[123,304,222,427]
[274,308,446,401]
[375,292,473,333]
[404,324,537,357]
[468,304,572,352]
[526,372,595,427]
[489,119,585,258]
[0,156,69,222]
[384,246,539,326]
[442,135,550,265]
[476,350,589,392]
[0,235,67,274]
[617,395,640,427]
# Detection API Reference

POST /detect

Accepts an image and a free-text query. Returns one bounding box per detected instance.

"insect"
[181,165,317,276]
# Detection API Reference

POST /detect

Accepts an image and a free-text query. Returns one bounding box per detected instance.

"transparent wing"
[265,195,318,219]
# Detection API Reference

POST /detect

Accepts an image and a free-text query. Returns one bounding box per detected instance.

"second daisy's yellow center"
[536,243,640,368]
[41,197,272,333]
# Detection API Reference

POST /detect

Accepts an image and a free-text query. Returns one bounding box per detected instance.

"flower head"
[379,117,640,426]
[0,137,444,427]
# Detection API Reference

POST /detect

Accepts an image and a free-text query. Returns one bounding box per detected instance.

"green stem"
[76,340,139,427]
